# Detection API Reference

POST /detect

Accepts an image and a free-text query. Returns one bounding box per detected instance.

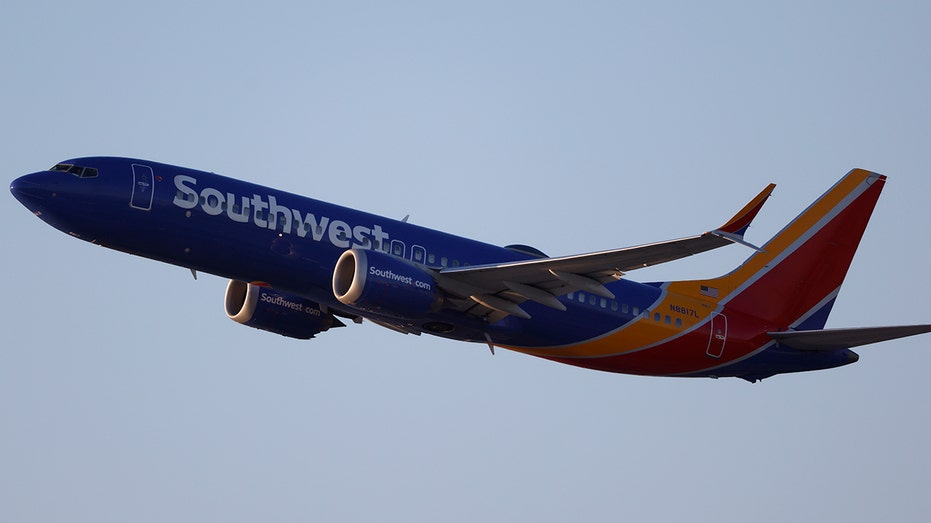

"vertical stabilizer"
[669,169,885,330]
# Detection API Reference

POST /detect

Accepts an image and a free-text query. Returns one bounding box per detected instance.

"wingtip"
[717,182,776,238]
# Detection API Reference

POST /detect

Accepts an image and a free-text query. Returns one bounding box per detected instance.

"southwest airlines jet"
[11,158,931,382]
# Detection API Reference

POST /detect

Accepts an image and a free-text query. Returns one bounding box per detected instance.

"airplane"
[10,157,931,382]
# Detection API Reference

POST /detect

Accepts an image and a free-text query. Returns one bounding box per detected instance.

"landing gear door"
[706,313,727,358]
[130,164,155,210]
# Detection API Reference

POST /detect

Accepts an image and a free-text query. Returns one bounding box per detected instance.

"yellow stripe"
[503,170,874,359]
[505,290,714,358]
[667,169,872,302]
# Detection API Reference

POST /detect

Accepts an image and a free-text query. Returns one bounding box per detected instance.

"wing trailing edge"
[768,325,931,351]
[436,181,777,320]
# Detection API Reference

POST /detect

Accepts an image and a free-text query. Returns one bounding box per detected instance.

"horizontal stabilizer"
[769,325,931,351]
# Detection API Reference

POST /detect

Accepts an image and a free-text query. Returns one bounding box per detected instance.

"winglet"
[717,183,776,238]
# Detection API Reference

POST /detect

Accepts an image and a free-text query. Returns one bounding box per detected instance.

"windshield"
[50,163,98,179]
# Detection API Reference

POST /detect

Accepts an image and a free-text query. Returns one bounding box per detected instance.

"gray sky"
[3,1,930,521]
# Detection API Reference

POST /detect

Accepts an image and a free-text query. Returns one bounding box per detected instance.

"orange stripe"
[667,169,875,303]
[503,169,878,360]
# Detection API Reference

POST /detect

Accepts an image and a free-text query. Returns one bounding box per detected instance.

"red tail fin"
[671,169,885,330]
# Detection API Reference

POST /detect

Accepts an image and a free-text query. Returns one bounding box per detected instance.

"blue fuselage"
[12,157,660,347]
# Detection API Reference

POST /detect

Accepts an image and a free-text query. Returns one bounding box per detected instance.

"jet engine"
[332,248,442,318]
[224,280,344,339]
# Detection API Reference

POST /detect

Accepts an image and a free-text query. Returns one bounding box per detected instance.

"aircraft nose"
[10,173,51,211]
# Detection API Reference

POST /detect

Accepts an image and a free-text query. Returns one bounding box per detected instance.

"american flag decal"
[700,285,719,298]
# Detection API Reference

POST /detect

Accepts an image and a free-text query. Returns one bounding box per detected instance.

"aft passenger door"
[706,313,727,358]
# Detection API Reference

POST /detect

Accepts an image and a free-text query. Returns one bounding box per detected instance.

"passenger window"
[665,315,671,325]
[676,318,683,328]
[654,312,661,321]
[621,303,629,314]
[428,254,435,264]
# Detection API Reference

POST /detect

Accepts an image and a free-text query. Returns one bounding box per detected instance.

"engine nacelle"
[224,280,343,339]
[332,248,442,318]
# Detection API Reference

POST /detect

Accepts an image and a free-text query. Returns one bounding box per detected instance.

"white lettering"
[368,266,432,291]
[173,175,198,209]
[372,225,389,248]
[226,193,251,223]
[352,225,371,248]
[251,194,268,228]
[260,292,322,316]
[172,176,392,251]
[329,220,352,248]
[200,187,225,216]
[267,195,292,233]
[304,305,322,316]
[292,210,330,241]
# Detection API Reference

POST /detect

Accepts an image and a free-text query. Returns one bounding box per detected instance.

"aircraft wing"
[436,182,776,321]
[769,325,931,351]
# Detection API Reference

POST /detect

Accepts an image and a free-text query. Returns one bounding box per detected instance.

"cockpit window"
[50,163,98,179]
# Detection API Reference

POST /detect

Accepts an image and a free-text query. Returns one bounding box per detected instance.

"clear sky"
[3,1,930,521]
